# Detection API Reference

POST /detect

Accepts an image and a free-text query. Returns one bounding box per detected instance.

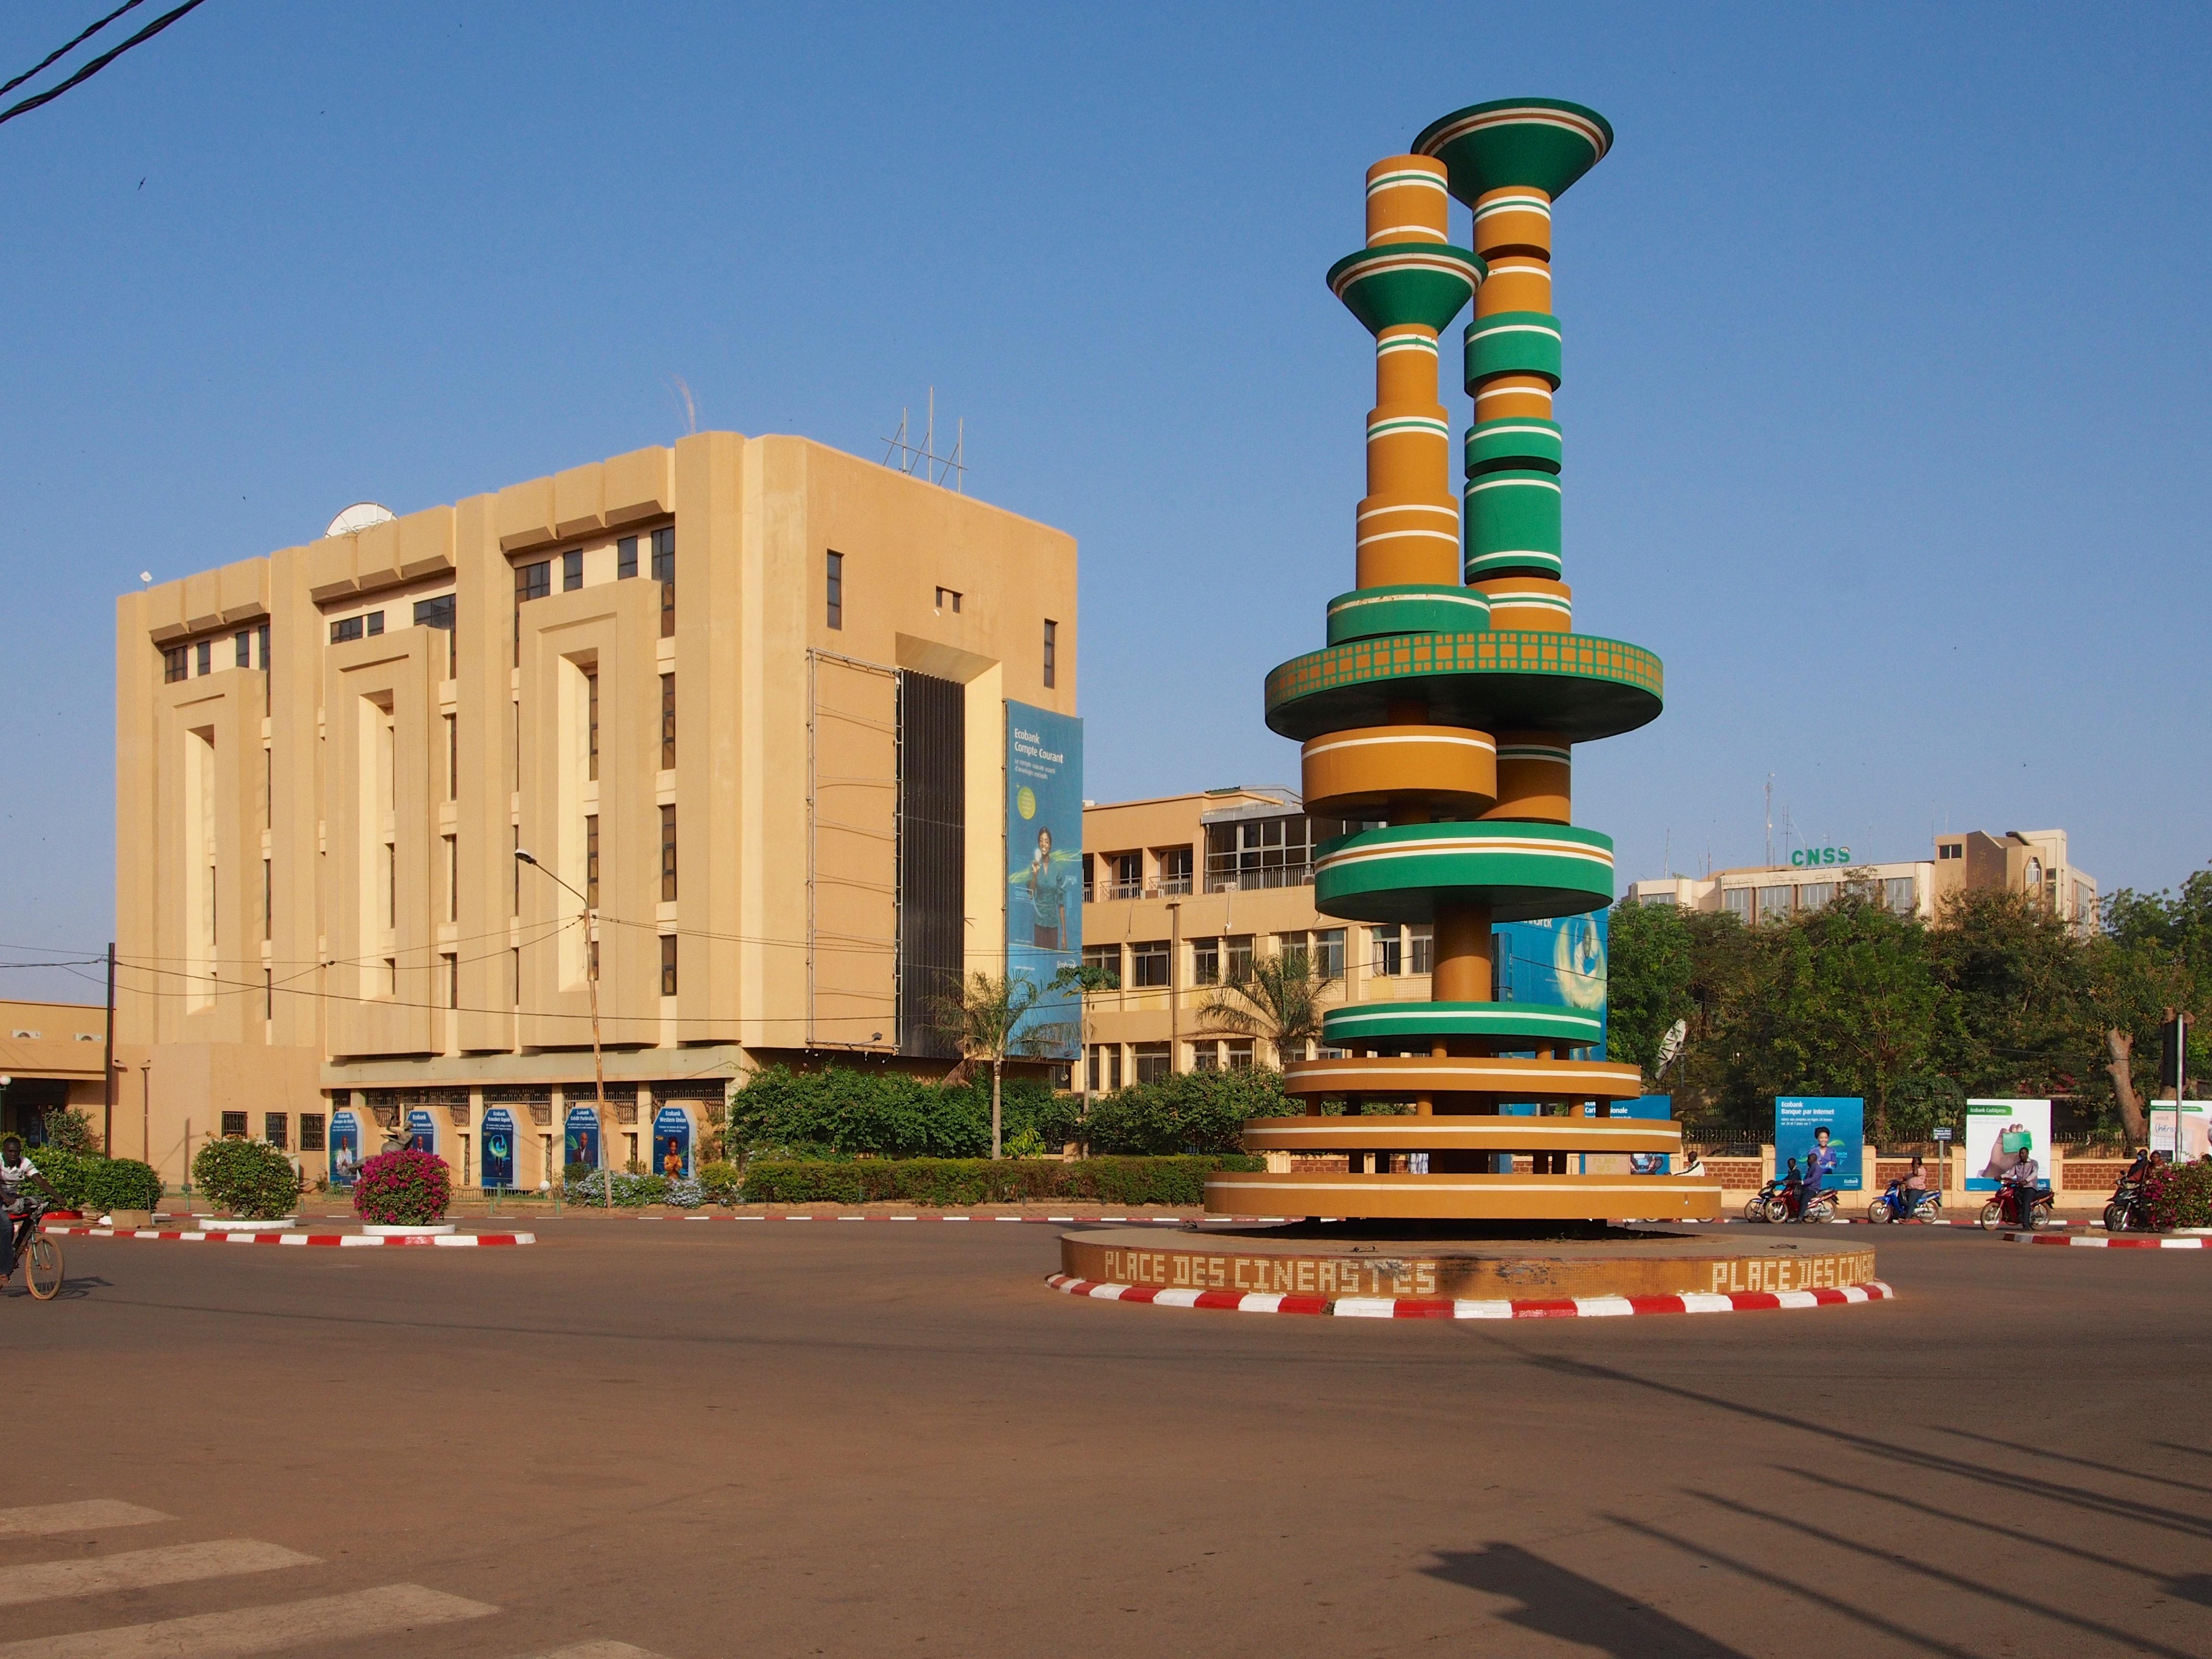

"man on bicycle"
[0,1135,58,1292]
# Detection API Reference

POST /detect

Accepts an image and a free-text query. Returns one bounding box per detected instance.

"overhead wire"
[0,0,147,98]
[0,0,210,129]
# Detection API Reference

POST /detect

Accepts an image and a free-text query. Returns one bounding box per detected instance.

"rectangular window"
[651,527,675,638]
[264,967,272,1020]
[1203,813,1317,892]
[1225,1039,1254,1071]
[1939,842,1961,861]
[826,551,843,629]
[586,815,600,907]
[1087,1044,1122,1093]
[195,639,212,675]
[1133,1042,1172,1084]
[512,824,520,917]
[444,951,458,1010]
[300,1113,326,1153]
[563,549,583,591]
[1371,926,1402,977]
[264,747,272,828]
[330,616,363,644]
[162,644,188,683]
[262,858,272,940]
[1410,924,1432,976]
[382,842,396,928]
[1723,886,1753,922]
[515,560,550,664]
[414,593,456,675]
[221,1110,247,1139]
[1226,935,1254,983]
[1191,938,1220,986]
[1157,846,1192,896]
[364,611,384,637]
[1756,885,1793,924]
[235,630,252,668]
[1081,942,1120,986]
[660,674,675,769]
[1311,929,1345,978]
[511,946,520,1007]
[445,714,457,799]
[1111,852,1142,900]
[1798,882,1836,911]
[1191,1043,1219,1073]
[257,623,269,672]
[661,803,678,901]
[264,1113,289,1150]
[1043,619,1058,689]
[1130,940,1169,988]
[1884,877,1917,915]
[444,835,458,920]
[660,933,678,996]
[935,587,962,613]
[617,535,637,579]
[586,668,599,781]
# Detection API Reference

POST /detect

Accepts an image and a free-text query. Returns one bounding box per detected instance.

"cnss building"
[115,433,1077,1190]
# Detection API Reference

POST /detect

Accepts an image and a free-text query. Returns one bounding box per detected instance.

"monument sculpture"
[1204,98,1723,1223]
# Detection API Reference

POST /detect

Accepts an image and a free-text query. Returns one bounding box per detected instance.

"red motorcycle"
[1978,1181,2054,1231]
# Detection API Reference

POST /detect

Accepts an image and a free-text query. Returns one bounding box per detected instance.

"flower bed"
[352,1148,452,1226]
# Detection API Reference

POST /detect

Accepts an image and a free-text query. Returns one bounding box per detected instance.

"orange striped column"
[1356,156,1459,589]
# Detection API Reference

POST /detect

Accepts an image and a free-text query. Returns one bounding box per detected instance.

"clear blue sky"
[4,1,2207,1000]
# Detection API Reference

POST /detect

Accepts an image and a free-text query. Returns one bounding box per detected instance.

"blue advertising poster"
[1775,1096,1864,1190]
[1622,1094,1673,1174]
[651,1106,692,1179]
[329,1110,361,1187]
[1494,911,1608,1053]
[481,1107,517,1190]
[1005,701,1083,1061]
[564,1106,600,1172]
[404,1108,438,1158]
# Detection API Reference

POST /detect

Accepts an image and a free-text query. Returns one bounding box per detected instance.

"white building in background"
[1625,828,2098,935]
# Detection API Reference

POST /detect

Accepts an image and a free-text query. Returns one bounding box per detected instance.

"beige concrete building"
[1625,827,2097,932]
[1078,788,1436,1085]
[0,998,149,1156]
[116,433,1076,1190]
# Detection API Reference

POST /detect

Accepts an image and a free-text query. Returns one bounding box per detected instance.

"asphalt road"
[3,1223,2206,1658]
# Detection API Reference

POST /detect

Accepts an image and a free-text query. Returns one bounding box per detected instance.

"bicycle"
[8,1202,62,1301]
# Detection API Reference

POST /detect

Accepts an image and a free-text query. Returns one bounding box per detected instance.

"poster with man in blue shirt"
[1775,1097,1864,1192]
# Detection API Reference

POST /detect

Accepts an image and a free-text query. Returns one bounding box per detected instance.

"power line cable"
[0,0,209,129]
[0,0,147,98]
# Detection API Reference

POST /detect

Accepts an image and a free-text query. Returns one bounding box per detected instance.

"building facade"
[0,998,148,1155]
[1625,828,2097,931]
[116,433,1076,1189]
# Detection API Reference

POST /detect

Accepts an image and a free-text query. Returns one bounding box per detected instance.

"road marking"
[0,1584,496,1659]
[0,1501,170,1538]
[520,1644,672,1659]
[0,1540,315,1608]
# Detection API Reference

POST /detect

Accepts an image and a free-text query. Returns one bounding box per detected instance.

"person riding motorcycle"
[1883,1154,1931,1220]
[2004,1151,2049,1227]
[1779,1155,1803,1220]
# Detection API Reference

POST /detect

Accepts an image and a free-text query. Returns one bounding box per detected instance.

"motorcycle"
[1743,1178,1797,1223]
[2103,1177,2152,1234]
[1978,1182,2055,1231]
[1868,1181,1943,1223]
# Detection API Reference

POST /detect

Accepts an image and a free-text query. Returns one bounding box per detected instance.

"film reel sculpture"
[1205,98,1721,1222]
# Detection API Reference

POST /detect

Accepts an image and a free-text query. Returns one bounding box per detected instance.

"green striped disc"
[1313,820,1613,924]
[1464,312,1562,390]
[1326,584,1491,644]
[1463,470,1562,578]
[1411,97,1615,204]
[1465,417,1563,475]
[1327,244,1486,337]
[1323,999,1605,1048]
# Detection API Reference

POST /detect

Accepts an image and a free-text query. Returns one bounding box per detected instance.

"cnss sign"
[1790,847,1852,867]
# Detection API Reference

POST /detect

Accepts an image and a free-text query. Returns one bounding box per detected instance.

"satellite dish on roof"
[324,502,397,538]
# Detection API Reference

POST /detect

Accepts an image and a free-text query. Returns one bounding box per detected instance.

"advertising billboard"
[329,1110,361,1188]
[2150,1105,2212,1160]
[1964,1099,2052,1191]
[481,1107,517,1190]
[563,1106,601,1173]
[404,1108,439,1158]
[1775,1097,1864,1190]
[1005,701,1083,1062]
[1495,911,1607,1053]
[652,1106,693,1179]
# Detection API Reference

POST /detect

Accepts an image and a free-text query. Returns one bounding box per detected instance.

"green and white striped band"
[1473,192,1553,221]
[1366,168,1451,196]
[1497,743,1572,764]
[1369,414,1451,441]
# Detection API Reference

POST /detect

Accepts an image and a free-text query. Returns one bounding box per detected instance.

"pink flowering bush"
[351,1148,451,1226]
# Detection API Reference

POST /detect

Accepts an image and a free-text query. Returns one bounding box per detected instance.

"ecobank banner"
[1495,911,1607,1049]
[1775,1097,1863,1190]
[1965,1099,2052,1191]
[1005,702,1083,1061]
[2151,1104,2212,1160]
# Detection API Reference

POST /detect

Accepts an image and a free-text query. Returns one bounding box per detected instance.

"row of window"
[515,527,677,663]
[220,1110,326,1151]
[1085,1040,1277,1091]
[1079,927,1434,989]
[1712,878,1919,923]
[822,550,1060,688]
[162,624,271,684]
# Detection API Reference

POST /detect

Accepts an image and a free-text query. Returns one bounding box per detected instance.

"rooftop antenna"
[1764,774,1774,868]
[882,386,966,493]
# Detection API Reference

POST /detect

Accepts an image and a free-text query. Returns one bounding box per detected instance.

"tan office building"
[116,433,1076,1188]
[1078,788,1443,1085]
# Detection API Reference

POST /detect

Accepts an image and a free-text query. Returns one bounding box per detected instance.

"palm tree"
[1199,947,1335,1064]
[932,971,1043,1159]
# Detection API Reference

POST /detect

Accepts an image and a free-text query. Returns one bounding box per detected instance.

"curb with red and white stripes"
[1045,1272,1896,1320]
[2001,1231,2207,1249]
[44,1226,534,1248]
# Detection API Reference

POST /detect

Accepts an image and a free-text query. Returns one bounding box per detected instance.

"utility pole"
[101,941,116,1155]
[517,849,611,1208]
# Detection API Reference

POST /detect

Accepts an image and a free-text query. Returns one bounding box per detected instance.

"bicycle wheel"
[24,1234,62,1300]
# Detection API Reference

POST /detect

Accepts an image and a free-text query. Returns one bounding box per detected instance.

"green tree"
[1924,889,2097,1101]
[1197,946,1334,1063]
[1049,958,1119,1138]
[932,971,1043,1160]
[1606,899,1696,1081]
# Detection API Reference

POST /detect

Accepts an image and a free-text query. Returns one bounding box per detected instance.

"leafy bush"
[1081,1069,1293,1154]
[351,1148,451,1225]
[740,1154,1260,1207]
[84,1158,162,1213]
[698,1161,743,1203]
[664,1176,704,1208]
[564,1162,595,1184]
[565,1170,669,1207]
[20,1146,93,1210]
[39,1106,101,1155]
[192,1139,303,1219]
[2145,1161,2212,1230]
[726,1065,1080,1159]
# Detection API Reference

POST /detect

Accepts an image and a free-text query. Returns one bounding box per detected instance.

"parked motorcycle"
[1978,1182,2055,1231]
[2103,1177,2152,1234]
[1743,1178,1798,1223]
[1868,1181,1943,1223]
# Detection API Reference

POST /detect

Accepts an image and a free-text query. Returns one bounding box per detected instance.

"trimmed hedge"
[727,1065,1081,1160]
[1081,1070,1293,1154]
[19,1148,162,1213]
[740,1154,1261,1207]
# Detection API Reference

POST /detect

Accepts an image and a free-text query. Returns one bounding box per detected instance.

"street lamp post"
[515,849,611,1209]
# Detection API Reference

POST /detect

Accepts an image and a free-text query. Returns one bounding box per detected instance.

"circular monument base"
[1060,1225,1881,1304]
